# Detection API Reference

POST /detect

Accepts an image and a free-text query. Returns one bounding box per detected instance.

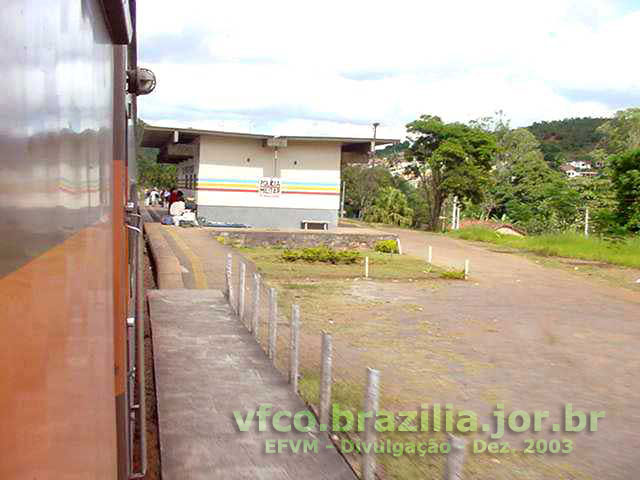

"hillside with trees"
[526,117,607,169]
[376,117,611,170]
[354,107,640,235]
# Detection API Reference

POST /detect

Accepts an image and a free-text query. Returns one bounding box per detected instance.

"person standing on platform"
[168,188,177,212]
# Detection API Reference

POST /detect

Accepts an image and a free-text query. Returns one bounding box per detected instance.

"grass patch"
[439,269,466,280]
[239,246,441,280]
[450,227,640,269]
[299,369,364,412]
[298,369,586,480]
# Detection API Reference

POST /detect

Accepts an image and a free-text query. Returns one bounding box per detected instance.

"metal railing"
[125,203,147,479]
[222,252,467,480]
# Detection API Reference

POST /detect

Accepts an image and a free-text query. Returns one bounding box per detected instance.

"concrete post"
[319,332,333,428]
[238,262,246,324]
[396,238,402,255]
[225,253,233,308]
[464,259,470,280]
[451,196,458,230]
[268,287,277,361]
[444,434,466,480]
[290,304,300,392]
[584,207,590,237]
[362,368,380,480]
[251,273,260,338]
[365,256,369,279]
[428,245,433,264]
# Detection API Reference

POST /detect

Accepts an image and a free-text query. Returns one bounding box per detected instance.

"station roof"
[140,124,399,149]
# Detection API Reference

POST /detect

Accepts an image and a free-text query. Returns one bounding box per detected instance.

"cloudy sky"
[137,0,640,140]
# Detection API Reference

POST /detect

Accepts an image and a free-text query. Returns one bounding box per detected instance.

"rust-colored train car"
[0,1,151,478]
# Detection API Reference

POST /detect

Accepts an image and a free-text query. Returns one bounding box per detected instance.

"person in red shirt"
[168,188,177,212]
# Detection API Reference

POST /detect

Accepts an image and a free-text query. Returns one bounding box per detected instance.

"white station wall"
[194,136,341,210]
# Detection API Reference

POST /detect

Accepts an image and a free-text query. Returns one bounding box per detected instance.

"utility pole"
[370,122,380,166]
[273,146,278,177]
[266,137,287,177]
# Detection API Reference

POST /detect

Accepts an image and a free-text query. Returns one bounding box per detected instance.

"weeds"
[439,269,466,280]
[450,227,640,269]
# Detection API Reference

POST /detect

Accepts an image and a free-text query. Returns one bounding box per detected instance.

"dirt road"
[372,227,640,479]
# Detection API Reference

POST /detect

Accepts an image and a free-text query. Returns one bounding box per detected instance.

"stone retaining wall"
[214,230,399,250]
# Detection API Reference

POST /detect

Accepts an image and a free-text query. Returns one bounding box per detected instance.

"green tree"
[609,149,640,231]
[135,120,177,189]
[404,115,497,230]
[598,107,640,153]
[341,165,394,219]
[487,128,582,233]
[474,128,543,221]
[364,187,414,227]
[137,152,177,189]
[468,110,510,137]
[492,153,580,233]
[495,128,542,171]
[391,177,429,228]
[570,175,617,234]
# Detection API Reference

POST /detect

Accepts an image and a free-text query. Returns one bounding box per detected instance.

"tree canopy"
[136,120,177,189]
[342,165,394,219]
[364,187,414,227]
[597,108,640,154]
[404,115,497,230]
[609,149,640,232]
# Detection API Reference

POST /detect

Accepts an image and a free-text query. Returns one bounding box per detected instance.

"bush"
[364,187,414,227]
[374,240,400,254]
[281,246,361,264]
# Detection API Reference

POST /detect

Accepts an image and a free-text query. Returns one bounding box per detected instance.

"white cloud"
[137,0,640,139]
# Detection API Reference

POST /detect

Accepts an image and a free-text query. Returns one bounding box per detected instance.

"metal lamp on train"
[127,67,156,95]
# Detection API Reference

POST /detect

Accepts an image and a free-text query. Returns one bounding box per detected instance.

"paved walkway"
[145,211,354,479]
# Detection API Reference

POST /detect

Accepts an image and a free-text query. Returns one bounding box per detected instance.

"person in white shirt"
[169,191,186,225]
[150,188,160,205]
[168,191,199,226]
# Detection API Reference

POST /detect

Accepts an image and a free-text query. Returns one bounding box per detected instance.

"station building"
[141,125,397,229]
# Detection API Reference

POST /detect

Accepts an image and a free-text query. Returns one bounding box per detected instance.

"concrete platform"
[148,289,355,480]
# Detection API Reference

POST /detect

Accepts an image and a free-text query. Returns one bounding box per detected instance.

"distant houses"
[560,160,600,179]
[385,159,421,187]
[377,147,604,182]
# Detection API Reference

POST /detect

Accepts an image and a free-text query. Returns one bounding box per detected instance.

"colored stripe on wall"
[196,178,340,195]
[198,188,258,193]
[199,178,340,187]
